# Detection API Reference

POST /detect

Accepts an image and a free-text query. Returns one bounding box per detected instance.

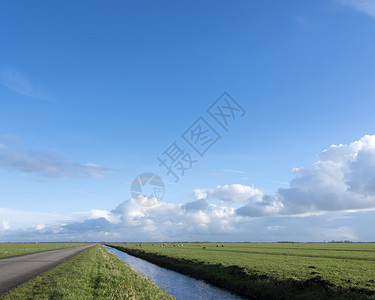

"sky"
[1,0,375,242]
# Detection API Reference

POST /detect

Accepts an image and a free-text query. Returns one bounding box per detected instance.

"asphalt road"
[0,244,95,295]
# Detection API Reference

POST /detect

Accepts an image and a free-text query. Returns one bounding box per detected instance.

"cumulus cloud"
[237,135,375,217]
[0,144,113,178]
[183,199,208,211]
[110,198,241,240]
[1,220,10,231]
[62,218,112,233]
[2,135,375,242]
[193,184,263,203]
[2,199,240,241]
[0,207,119,240]
[2,201,371,242]
[133,195,159,207]
[338,0,375,19]
[72,209,120,223]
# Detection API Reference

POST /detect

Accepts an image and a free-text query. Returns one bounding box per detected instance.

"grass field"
[108,242,375,299]
[0,243,87,258]
[1,244,174,300]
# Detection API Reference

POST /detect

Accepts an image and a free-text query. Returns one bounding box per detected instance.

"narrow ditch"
[103,245,244,300]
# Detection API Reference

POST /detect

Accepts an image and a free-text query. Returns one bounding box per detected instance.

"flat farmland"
[0,243,86,258]
[108,243,375,299]
[1,245,173,299]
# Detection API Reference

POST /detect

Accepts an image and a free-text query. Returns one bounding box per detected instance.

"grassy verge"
[1,244,174,300]
[0,243,87,258]
[108,243,375,299]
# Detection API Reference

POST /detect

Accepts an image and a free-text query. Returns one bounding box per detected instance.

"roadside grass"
[1,244,174,300]
[0,243,86,258]
[108,243,375,299]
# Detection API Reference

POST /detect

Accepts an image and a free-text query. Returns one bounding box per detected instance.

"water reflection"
[103,245,244,300]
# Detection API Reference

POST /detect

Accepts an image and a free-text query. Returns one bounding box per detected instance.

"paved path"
[0,244,95,295]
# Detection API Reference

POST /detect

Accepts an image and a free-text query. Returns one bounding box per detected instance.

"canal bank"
[103,245,243,300]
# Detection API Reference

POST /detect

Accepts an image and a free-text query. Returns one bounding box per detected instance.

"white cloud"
[0,67,54,101]
[2,135,375,242]
[1,220,10,231]
[109,199,245,240]
[2,201,369,242]
[193,184,263,203]
[0,207,120,240]
[132,195,159,207]
[221,169,247,174]
[0,144,113,178]
[183,199,208,211]
[338,0,375,18]
[0,208,73,230]
[35,224,46,231]
[237,135,375,217]
[72,209,120,223]
[0,200,371,242]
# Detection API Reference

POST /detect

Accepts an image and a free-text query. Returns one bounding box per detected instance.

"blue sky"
[1,0,375,242]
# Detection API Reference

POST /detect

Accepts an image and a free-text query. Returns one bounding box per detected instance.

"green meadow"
[0,243,86,258]
[108,242,375,299]
[1,244,173,300]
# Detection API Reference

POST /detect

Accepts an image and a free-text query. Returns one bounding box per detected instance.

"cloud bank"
[1,135,375,242]
[237,135,375,217]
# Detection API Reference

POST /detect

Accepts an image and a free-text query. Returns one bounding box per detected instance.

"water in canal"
[103,245,244,300]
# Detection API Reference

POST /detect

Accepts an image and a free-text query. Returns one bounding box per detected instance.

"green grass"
[0,243,86,258]
[108,242,375,299]
[1,244,174,300]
